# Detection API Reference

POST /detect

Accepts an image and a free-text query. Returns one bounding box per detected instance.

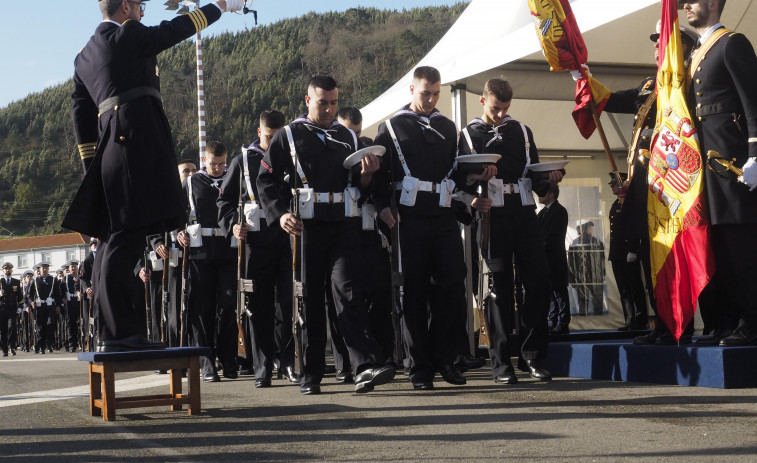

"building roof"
[0,233,87,252]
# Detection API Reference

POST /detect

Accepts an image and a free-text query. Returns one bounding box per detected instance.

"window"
[17,255,27,267]
[560,182,607,316]
[66,250,76,262]
[41,253,51,264]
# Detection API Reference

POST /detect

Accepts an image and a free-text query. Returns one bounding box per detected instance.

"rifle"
[179,232,190,347]
[144,248,152,340]
[79,291,84,351]
[388,184,404,366]
[236,166,254,358]
[476,180,493,349]
[291,164,305,376]
[161,232,171,344]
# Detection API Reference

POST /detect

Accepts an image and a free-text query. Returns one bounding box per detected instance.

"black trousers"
[699,224,757,332]
[487,209,551,377]
[0,308,11,354]
[611,259,648,328]
[298,220,381,386]
[574,284,604,315]
[34,306,53,351]
[547,282,571,330]
[245,237,293,381]
[65,299,81,349]
[21,310,31,351]
[399,213,466,383]
[187,259,237,375]
[94,227,149,341]
[361,232,394,362]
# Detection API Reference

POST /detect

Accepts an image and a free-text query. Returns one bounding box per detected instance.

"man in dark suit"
[61,0,243,352]
[1,263,23,357]
[680,0,757,346]
[537,184,570,335]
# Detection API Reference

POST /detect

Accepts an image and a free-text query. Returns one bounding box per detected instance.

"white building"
[0,233,89,279]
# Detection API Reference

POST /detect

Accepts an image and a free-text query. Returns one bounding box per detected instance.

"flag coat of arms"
[647,0,714,340]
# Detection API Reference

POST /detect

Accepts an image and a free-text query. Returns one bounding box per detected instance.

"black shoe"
[64,346,70,352]
[300,383,321,395]
[224,370,238,380]
[48,347,54,353]
[549,326,570,336]
[412,381,434,390]
[494,373,518,384]
[324,364,336,375]
[355,364,396,393]
[454,354,485,372]
[439,364,466,385]
[202,373,220,382]
[10,349,16,356]
[69,347,76,353]
[96,334,165,353]
[40,349,45,355]
[518,359,552,381]
[633,331,661,345]
[280,366,299,383]
[719,326,757,347]
[255,379,271,388]
[154,369,168,375]
[696,328,734,346]
[239,366,254,376]
[335,369,354,384]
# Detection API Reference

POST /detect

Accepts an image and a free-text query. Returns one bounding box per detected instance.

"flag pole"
[588,98,621,184]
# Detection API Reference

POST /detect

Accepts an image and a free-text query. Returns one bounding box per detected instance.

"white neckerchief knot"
[394,105,447,140]
[470,115,514,148]
[292,116,353,150]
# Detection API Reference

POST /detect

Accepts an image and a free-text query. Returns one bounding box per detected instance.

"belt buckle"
[328,192,334,204]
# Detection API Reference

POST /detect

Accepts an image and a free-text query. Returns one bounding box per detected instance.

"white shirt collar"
[699,23,723,44]
[103,19,122,27]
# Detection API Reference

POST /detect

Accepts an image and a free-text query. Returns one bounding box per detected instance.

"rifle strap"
[241,151,257,203]
[285,125,310,189]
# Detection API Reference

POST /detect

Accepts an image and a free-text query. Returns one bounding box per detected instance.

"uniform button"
[695,79,701,84]
[642,136,648,140]
[698,117,703,121]
[696,92,702,96]
[697,103,702,108]
[119,136,126,141]
[697,66,702,71]
[114,105,119,111]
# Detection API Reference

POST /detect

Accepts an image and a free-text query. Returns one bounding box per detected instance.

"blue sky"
[0,0,460,109]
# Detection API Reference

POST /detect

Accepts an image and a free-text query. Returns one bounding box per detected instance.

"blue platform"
[545,338,757,389]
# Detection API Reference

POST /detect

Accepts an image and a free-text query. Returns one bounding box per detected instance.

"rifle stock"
[236,170,254,359]
[161,232,170,344]
[389,197,404,365]
[180,240,189,347]
[291,191,305,376]
[476,181,492,349]
[144,249,152,340]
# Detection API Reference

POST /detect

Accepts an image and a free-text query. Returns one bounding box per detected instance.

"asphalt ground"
[1,349,757,462]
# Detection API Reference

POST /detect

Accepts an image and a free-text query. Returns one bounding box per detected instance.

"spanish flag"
[527,0,611,139]
[647,0,713,340]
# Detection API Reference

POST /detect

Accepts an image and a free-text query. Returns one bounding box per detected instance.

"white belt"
[67,292,78,300]
[201,227,223,237]
[315,192,344,204]
[502,183,520,194]
[35,297,55,306]
[394,181,442,193]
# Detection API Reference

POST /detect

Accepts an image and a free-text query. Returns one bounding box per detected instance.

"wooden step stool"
[78,347,211,421]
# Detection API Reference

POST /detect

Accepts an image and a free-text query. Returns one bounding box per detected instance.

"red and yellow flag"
[647,0,714,340]
[527,0,611,139]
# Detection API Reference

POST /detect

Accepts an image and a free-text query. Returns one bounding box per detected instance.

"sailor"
[1,262,23,357]
[373,66,469,390]
[20,270,35,353]
[257,75,396,395]
[61,260,82,352]
[218,109,298,387]
[28,262,62,354]
[178,141,238,382]
[457,78,562,384]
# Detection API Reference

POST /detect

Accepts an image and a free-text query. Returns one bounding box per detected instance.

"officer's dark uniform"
[257,116,386,390]
[689,26,757,344]
[28,265,62,354]
[61,262,82,351]
[61,4,223,346]
[1,264,23,356]
[218,140,294,383]
[608,187,648,330]
[537,199,570,332]
[458,115,552,379]
[373,106,466,386]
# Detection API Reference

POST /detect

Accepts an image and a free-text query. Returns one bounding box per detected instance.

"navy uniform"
[148,233,184,347]
[79,241,97,350]
[61,3,225,350]
[182,166,238,380]
[373,105,466,388]
[458,115,553,382]
[537,196,570,334]
[28,263,62,354]
[1,263,23,356]
[258,114,392,394]
[61,261,83,352]
[218,140,295,385]
[689,24,757,345]
[20,271,35,352]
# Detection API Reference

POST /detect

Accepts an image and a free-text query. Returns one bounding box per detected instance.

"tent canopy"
[361,0,757,156]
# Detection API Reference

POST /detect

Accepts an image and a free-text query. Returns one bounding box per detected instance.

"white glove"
[569,64,591,81]
[626,252,638,263]
[738,157,757,191]
[17,307,22,314]
[224,0,245,12]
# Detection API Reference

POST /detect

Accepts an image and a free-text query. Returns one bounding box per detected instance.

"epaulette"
[78,143,96,160]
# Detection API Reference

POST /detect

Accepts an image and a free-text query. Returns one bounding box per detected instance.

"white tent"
[359,0,757,330]
[362,0,757,156]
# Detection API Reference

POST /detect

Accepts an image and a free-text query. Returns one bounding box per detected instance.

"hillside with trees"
[0,3,468,236]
